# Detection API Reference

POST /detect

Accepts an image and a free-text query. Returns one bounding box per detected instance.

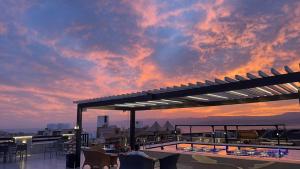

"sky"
[0,0,300,129]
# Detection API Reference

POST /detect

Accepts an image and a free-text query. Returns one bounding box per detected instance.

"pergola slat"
[235,75,268,96]
[271,68,299,93]
[258,71,290,94]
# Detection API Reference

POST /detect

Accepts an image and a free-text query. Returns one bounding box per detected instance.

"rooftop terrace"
[1,151,300,169]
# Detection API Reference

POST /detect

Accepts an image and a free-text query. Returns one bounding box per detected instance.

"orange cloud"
[124,0,159,28]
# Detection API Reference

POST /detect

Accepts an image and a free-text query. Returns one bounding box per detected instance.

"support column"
[284,125,288,143]
[276,125,280,145]
[75,105,83,168]
[130,110,136,150]
[224,125,228,151]
[189,126,192,141]
[298,63,300,104]
[175,125,178,150]
[189,126,193,149]
[211,125,216,150]
[236,125,240,150]
[236,125,239,140]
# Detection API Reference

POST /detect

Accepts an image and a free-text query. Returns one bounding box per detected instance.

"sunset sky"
[0,0,300,129]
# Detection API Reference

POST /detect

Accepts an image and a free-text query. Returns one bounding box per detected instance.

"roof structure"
[74,66,300,111]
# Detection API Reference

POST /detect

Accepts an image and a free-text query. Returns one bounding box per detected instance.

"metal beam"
[130,110,136,150]
[224,125,228,151]
[275,125,280,145]
[211,125,216,150]
[75,105,82,168]
[176,124,286,127]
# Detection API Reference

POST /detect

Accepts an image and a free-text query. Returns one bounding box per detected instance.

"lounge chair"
[82,150,111,169]
[159,154,180,169]
[119,154,156,169]
[89,146,118,166]
[90,145,105,153]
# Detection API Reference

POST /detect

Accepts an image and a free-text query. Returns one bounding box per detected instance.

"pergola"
[73,66,300,167]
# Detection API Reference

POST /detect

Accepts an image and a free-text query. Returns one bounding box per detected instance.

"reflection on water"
[151,144,300,163]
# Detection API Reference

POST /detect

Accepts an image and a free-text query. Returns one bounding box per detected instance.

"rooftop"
[1,151,300,169]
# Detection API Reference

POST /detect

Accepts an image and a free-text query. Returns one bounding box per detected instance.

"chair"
[82,150,111,169]
[119,154,155,169]
[89,145,118,167]
[63,141,76,154]
[90,145,105,153]
[159,154,180,169]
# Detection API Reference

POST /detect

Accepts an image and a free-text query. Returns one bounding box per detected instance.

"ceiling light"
[186,96,209,101]
[227,91,248,97]
[206,94,228,99]
[148,101,169,104]
[136,102,156,106]
[161,99,183,104]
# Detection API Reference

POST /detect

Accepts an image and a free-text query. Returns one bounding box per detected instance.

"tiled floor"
[0,153,116,169]
[0,154,66,169]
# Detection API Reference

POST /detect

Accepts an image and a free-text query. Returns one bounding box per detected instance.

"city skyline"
[0,0,300,129]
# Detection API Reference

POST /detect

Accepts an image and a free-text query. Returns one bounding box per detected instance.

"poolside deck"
[1,151,300,169]
[144,150,300,169]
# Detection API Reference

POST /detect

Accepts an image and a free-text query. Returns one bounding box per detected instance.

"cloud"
[0,0,300,129]
[0,23,7,34]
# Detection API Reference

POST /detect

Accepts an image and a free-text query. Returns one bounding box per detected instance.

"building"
[135,121,143,128]
[46,123,71,130]
[97,115,109,128]
[37,123,73,136]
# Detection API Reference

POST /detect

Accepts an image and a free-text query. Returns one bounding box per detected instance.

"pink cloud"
[0,22,7,34]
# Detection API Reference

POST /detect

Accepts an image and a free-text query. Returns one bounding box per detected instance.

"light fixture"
[161,99,183,104]
[127,103,146,107]
[186,96,209,101]
[114,104,132,107]
[206,94,228,99]
[13,136,32,139]
[227,91,249,97]
[114,103,146,107]
[62,134,75,137]
[148,101,169,104]
[136,102,156,106]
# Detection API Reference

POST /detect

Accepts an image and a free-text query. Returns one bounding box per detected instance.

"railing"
[81,133,89,147]
[0,133,90,154]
